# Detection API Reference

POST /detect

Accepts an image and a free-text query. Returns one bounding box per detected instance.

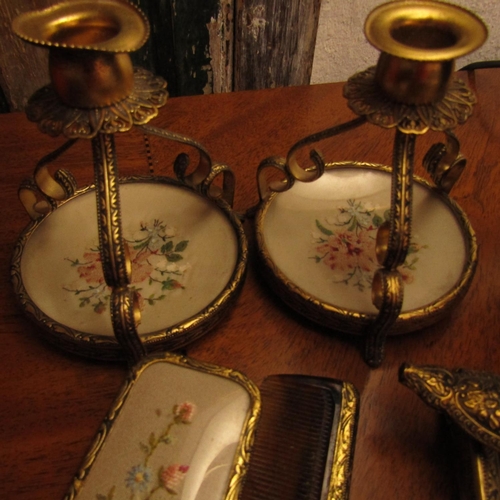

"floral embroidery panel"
[311,199,427,291]
[63,220,190,314]
[96,401,196,500]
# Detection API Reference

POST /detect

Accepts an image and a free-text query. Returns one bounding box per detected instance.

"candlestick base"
[12,178,247,360]
[256,162,476,339]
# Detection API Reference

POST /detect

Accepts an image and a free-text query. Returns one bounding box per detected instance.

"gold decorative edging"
[400,364,500,452]
[328,382,359,500]
[255,161,477,337]
[11,176,248,361]
[344,67,476,134]
[400,364,500,500]
[26,68,168,139]
[13,0,150,53]
[92,134,131,289]
[64,352,261,500]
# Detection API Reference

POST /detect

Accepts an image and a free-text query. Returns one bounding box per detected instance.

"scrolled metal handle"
[200,163,235,207]
[18,139,78,219]
[424,130,466,194]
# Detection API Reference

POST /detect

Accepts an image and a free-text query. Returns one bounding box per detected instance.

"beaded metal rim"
[12,0,149,53]
[364,0,487,62]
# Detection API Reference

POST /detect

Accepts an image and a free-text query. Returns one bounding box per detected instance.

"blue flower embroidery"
[125,464,153,493]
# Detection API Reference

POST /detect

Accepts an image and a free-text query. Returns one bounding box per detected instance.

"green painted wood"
[132,0,232,97]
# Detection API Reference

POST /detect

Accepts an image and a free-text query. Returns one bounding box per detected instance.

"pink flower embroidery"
[316,230,377,274]
[77,251,105,284]
[312,201,428,291]
[129,247,155,284]
[399,266,415,285]
[173,402,195,424]
[63,220,190,314]
[161,464,190,494]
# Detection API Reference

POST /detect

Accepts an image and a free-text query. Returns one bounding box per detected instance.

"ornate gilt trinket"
[255,0,486,367]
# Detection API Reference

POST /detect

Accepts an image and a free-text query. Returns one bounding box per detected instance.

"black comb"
[240,374,359,500]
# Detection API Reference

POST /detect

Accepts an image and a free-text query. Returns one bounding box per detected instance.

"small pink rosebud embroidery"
[161,464,190,494]
[173,402,195,423]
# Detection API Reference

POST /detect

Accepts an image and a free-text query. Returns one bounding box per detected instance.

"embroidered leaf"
[315,220,333,236]
[149,432,157,447]
[405,257,419,270]
[175,240,189,252]
[167,253,183,262]
[372,213,383,227]
[162,279,182,290]
[383,209,391,221]
[139,442,150,454]
[96,485,115,500]
[348,219,357,232]
[162,241,174,253]
[133,239,150,250]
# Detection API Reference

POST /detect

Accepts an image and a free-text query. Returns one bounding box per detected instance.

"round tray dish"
[256,162,477,335]
[12,177,247,360]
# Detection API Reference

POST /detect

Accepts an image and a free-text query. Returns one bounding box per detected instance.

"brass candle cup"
[48,49,134,108]
[374,53,453,105]
[12,0,149,108]
[365,0,487,104]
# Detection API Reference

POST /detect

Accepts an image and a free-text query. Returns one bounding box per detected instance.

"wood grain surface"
[234,0,321,91]
[0,0,51,111]
[1,69,499,499]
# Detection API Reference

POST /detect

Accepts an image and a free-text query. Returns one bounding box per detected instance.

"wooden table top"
[1,68,499,500]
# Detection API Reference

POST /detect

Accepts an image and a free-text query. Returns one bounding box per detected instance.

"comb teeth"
[240,375,340,500]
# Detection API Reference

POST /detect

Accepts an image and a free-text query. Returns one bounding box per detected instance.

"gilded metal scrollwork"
[343,67,477,135]
[424,130,467,194]
[329,382,359,500]
[364,269,403,367]
[13,0,243,362]
[110,287,145,365]
[256,117,366,203]
[19,139,78,219]
[400,364,500,500]
[92,133,132,290]
[363,130,415,367]
[400,364,500,452]
[26,68,168,139]
[255,0,485,368]
[140,123,236,207]
[342,62,479,367]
